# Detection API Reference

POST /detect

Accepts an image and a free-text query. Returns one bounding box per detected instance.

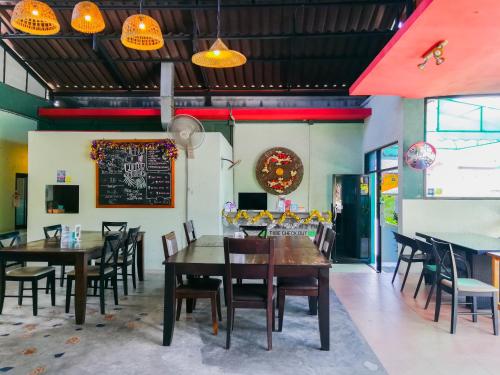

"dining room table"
[0,230,145,324]
[163,235,332,350]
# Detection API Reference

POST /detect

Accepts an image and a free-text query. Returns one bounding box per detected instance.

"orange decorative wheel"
[256,147,303,195]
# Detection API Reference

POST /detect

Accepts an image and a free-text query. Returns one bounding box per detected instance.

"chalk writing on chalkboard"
[96,140,175,208]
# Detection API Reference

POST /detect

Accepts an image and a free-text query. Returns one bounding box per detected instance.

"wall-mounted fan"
[168,114,205,158]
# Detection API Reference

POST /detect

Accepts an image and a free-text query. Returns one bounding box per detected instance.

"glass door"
[15,173,28,229]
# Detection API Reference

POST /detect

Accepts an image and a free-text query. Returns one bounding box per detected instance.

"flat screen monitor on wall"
[46,185,79,214]
[238,192,267,210]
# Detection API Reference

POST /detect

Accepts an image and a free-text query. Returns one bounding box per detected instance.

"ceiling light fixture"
[191,0,246,68]
[417,40,448,70]
[11,0,60,35]
[121,0,164,51]
[71,1,105,34]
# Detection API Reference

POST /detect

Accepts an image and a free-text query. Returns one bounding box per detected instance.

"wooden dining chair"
[102,221,127,235]
[119,226,140,295]
[0,231,56,316]
[0,231,25,269]
[224,237,276,350]
[392,232,425,292]
[162,231,222,335]
[413,239,438,309]
[65,233,121,315]
[313,222,325,246]
[43,224,67,288]
[277,228,336,332]
[183,220,197,244]
[433,239,498,335]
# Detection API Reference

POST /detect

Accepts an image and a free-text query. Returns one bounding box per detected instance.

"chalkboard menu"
[96,140,175,208]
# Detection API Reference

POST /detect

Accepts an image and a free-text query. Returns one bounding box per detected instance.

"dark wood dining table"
[0,230,145,324]
[163,235,332,350]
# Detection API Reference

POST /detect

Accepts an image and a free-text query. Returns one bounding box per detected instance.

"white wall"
[362,96,402,153]
[402,199,500,238]
[233,122,364,211]
[28,131,231,270]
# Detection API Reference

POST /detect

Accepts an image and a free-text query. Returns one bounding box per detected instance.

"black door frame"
[365,142,399,273]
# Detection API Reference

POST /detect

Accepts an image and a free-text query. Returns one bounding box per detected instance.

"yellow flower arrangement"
[278,211,301,225]
[251,210,274,223]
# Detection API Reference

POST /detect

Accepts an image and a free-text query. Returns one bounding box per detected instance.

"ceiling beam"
[0,30,395,41]
[0,1,407,11]
[23,56,373,64]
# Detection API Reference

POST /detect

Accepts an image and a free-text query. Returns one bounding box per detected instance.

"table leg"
[308,296,318,315]
[318,268,330,351]
[137,234,145,282]
[491,257,500,310]
[0,257,5,314]
[163,262,176,346]
[74,255,88,325]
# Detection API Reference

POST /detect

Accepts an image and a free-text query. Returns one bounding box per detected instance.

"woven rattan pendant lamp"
[11,0,60,35]
[191,0,246,68]
[71,1,105,34]
[121,0,164,51]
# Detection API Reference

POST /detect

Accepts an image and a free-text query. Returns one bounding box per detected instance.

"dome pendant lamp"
[191,0,246,68]
[71,1,105,34]
[121,0,164,51]
[11,0,60,35]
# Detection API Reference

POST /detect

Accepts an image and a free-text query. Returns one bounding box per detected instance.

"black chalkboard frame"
[95,139,175,208]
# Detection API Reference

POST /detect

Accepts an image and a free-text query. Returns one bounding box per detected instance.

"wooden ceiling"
[0,0,413,95]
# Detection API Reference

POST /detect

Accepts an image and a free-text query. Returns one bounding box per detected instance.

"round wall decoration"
[405,141,437,170]
[256,147,304,195]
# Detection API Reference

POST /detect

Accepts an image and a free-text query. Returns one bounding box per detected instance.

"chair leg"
[391,252,403,284]
[400,261,412,292]
[131,260,137,289]
[112,275,119,306]
[122,264,128,296]
[278,290,286,332]
[45,276,50,294]
[226,304,232,350]
[18,281,24,305]
[99,279,106,314]
[472,297,478,323]
[434,285,442,322]
[414,269,425,299]
[176,298,182,321]
[50,273,56,306]
[93,280,98,296]
[32,280,38,316]
[492,293,498,336]
[424,280,436,310]
[451,292,458,334]
[60,265,65,287]
[231,307,235,331]
[65,278,72,313]
[210,295,218,335]
[266,299,273,350]
[216,291,222,321]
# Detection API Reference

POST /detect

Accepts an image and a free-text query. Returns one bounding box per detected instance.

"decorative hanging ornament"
[121,1,164,51]
[191,0,246,68]
[71,1,105,34]
[405,141,437,170]
[11,0,60,35]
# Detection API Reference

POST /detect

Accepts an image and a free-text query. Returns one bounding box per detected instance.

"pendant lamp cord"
[139,0,143,14]
[216,0,221,38]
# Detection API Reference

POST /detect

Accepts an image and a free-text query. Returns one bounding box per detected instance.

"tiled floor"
[332,265,500,375]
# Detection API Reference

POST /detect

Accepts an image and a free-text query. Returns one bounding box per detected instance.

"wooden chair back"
[313,222,324,246]
[223,237,275,304]
[0,231,21,248]
[415,239,434,264]
[123,226,140,260]
[393,232,417,253]
[320,228,336,260]
[102,221,127,235]
[431,239,470,287]
[183,220,197,244]
[98,233,122,275]
[161,231,183,285]
[43,224,62,239]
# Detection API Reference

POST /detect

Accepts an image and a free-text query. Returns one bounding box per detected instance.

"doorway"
[365,143,399,273]
[15,173,28,229]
